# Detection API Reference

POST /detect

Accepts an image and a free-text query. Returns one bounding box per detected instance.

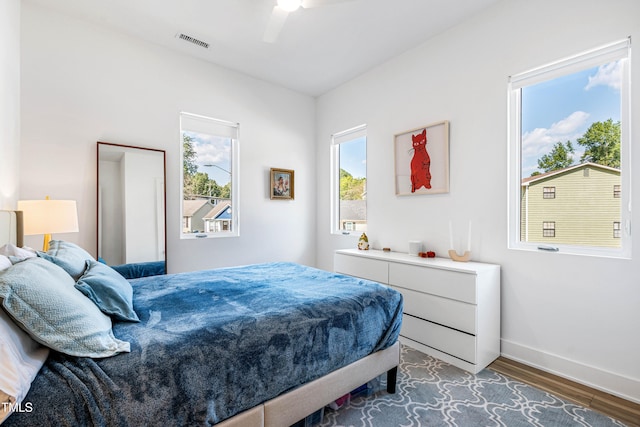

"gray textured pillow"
[0,258,130,358]
[37,240,94,280]
[75,259,139,322]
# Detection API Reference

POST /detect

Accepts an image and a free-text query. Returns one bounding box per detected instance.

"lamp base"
[42,234,52,252]
[448,249,471,262]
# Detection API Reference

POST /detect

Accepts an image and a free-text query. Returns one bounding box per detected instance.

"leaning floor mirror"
[97,141,166,275]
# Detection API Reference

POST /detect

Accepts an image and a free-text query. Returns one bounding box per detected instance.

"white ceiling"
[26,0,499,96]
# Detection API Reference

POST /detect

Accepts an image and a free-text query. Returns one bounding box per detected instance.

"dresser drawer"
[389,262,476,304]
[334,253,388,283]
[391,286,476,335]
[401,314,476,363]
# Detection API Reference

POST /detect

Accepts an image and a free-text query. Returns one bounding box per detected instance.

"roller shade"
[332,124,367,145]
[509,38,630,89]
[180,112,238,139]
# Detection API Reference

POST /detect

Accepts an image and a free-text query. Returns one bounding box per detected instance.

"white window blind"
[509,38,630,89]
[180,112,238,139]
[332,124,367,145]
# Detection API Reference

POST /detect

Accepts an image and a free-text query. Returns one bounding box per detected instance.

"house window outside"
[543,187,556,199]
[543,222,556,237]
[508,38,631,258]
[180,112,239,239]
[331,125,367,235]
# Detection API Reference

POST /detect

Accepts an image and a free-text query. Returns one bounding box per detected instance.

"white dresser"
[334,249,500,373]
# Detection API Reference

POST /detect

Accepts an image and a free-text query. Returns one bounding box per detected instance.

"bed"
[0,210,402,426]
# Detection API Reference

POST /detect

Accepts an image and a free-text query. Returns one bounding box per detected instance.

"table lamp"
[17,197,79,251]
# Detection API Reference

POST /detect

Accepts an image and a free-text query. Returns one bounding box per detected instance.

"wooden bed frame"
[0,210,399,426]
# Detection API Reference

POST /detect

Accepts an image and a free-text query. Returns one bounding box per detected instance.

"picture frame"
[394,120,449,196]
[270,168,295,200]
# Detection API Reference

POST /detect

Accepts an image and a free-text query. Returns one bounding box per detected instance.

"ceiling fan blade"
[301,0,355,8]
[263,6,289,43]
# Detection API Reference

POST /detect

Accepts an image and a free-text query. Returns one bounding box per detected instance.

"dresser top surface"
[335,248,500,274]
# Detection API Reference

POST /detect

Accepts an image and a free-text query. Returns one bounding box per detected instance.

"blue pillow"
[0,258,130,358]
[75,260,139,322]
[37,240,94,280]
[111,261,166,279]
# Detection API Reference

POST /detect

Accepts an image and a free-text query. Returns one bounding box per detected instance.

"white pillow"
[0,255,10,272]
[0,308,49,424]
[0,244,36,263]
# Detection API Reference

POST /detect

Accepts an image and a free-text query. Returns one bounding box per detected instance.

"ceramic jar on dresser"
[334,249,500,373]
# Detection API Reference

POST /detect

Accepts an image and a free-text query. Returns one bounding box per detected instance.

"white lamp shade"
[17,200,79,235]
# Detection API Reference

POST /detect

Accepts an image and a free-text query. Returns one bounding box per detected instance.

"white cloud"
[585,59,623,91]
[521,111,589,173]
[548,111,590,135]
[193,135,231,167]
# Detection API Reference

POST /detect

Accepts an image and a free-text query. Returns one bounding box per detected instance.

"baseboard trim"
[501,338,640,404]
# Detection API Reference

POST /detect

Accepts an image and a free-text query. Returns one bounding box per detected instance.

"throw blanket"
[5,262,402,426]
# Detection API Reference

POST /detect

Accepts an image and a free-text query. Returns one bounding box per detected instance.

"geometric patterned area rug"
[319,345,626,427]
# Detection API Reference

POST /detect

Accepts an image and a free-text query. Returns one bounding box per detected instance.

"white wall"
[0,0,20,209]
[316,0,640,403]
[20,2,317,272]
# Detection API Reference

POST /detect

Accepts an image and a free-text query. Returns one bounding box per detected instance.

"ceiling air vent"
[176,33,210,49]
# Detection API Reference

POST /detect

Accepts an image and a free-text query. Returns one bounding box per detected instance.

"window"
[508,38,631,258]
[614,185,621,198]
[543,187,556,199]
[543,222,556,237]
[614,222,621,238]
[180,112,239,238]
[331,125,367,234]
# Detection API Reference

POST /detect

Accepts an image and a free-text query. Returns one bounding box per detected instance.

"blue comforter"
[5,262,402,426]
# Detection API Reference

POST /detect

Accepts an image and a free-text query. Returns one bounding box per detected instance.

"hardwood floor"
[489,357,640,427]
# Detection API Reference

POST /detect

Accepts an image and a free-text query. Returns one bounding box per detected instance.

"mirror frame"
[97,141,167,272]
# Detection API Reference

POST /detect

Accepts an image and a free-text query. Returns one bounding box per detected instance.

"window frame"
[614,221,622,239]
[331,124,367,235]
[542,221,556,238]
[543,187,556,199]
[507,38,631,258]
[179,112,240,240]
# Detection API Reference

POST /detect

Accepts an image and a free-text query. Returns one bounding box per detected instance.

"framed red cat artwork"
[394,120,450,196]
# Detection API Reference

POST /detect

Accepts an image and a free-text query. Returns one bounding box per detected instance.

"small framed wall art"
[394,120,450,196]
[270,168,295,200]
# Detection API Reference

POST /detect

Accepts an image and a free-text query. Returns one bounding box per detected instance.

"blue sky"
[520,60,623,177]
[184,131,232,185]
[340,136,367,179]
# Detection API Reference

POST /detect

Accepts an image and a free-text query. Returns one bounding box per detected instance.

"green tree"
[536,141,575,174]
[191,173,220,197]
[220,182,231,199]
[183,134,198,176]
[183,134,198,199]
[577,119,620,168]
[340,169,366,200]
